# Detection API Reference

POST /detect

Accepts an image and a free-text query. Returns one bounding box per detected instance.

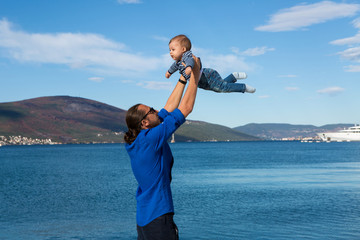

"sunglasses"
[140,107,156,123]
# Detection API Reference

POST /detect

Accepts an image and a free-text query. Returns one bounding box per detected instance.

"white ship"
[317,124,360,142]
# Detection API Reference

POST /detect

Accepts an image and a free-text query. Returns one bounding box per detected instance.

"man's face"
[138,104,160,129]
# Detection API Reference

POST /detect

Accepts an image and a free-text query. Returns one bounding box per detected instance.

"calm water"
[1,142,360,239]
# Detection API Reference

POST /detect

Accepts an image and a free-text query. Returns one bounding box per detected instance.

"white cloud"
[285,87,299,91]
[330,17,360,69]
[256,1,360,32]
[206,54,254,74]
[331,18,360,45]
[137,81,174,91]
[259,95,270,99]
[352,17,360,29]
[88,77,104,82]
[0,19,257,82]
[241,46,275,56]
[330,18,360,46]
[329,17,360,71]
[121,79,135,83]
[317,86,344,96]
[344,65,360,72]
[117,0,141,4]
[231,46,274,56]
[330,33,360,45]
[0,19,164,75]
[278,74,297,78]
[152,35,169,42]
[230,47,240,55]
[194,47,255,74]
[337,46,360,61]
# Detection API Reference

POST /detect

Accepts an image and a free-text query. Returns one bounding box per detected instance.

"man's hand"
[191,55,201,84]
[185,66,192,76]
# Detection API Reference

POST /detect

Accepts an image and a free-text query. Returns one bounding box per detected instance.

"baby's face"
[169,41,186,61]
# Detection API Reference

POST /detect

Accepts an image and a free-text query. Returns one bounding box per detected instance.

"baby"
[166,34,255,93]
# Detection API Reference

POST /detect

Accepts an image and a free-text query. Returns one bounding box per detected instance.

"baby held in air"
[166,34,256,94]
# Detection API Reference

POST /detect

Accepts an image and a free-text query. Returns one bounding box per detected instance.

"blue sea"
[1,142,360,240]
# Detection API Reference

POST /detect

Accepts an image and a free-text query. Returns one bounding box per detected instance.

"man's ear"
[141,119,149,129]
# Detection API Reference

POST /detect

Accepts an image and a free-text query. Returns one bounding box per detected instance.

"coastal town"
[0,134,324,146]
[0,135,59,146]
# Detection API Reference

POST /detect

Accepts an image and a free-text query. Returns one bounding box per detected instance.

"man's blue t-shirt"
[125,108,185,226]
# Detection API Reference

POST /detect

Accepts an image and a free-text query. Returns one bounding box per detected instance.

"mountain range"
[234,123,354,140]
[0,96,259,144]
[1,96,354,144]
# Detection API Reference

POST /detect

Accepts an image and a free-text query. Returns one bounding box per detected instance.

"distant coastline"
[0,96,355,145]
[0,135,60,146]
[0,96,259,144]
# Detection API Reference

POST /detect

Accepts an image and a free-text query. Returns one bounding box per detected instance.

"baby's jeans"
[198,68,246,93]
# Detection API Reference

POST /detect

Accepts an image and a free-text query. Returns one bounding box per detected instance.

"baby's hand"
[165,71,171,78]
[185,67,192,76]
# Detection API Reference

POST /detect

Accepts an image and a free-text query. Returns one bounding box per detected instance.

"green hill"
[175,121,259,142]
[0,96,259,144]
[0,96,127,143]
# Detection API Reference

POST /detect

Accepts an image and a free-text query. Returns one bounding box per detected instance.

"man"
[124,57,201,240]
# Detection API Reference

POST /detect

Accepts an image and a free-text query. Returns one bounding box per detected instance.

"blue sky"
[1,0,360,127]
